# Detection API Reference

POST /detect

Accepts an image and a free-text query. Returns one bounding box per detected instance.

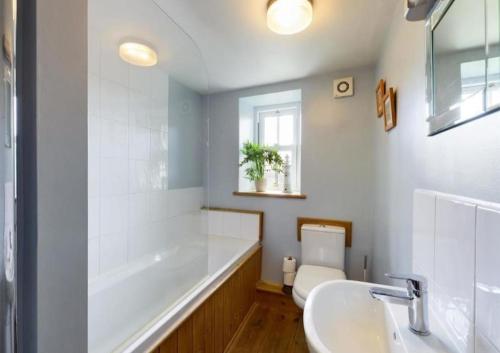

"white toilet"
[292,224,346,309]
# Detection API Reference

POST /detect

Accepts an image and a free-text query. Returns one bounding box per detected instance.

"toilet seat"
[292,265,346,308]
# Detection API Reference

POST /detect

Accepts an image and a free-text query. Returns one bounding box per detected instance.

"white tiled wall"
[88,29,204,279]
[205,210,261,242]
[413,190,500,353]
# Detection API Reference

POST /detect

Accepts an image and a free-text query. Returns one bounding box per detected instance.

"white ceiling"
[152,0,399,93]
[90,0,399,94]
[89,0,210,92]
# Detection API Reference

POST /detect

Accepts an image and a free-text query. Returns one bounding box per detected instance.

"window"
[459,57,500,119]
[238,90,302,194]
[255,104,301,192]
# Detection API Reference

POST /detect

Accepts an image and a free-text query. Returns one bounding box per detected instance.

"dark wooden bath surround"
[151,249,309,353]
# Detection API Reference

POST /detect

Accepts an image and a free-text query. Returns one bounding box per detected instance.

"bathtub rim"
[118,240,261,353]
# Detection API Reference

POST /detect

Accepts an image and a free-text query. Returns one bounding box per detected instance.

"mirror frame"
[425,0,500,135]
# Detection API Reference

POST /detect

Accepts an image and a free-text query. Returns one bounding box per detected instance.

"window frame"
[253,102,302,193]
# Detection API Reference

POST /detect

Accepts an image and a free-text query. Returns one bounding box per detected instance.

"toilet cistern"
[369,273,430,336]
[292,224,346,309]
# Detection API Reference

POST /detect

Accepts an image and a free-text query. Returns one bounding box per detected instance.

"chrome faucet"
[369,273,430,336]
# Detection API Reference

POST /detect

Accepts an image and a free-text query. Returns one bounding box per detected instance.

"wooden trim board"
[202,206,264,241]
[233,191,307,199]
[202,206,263,216]
[297,217,352,247]
[256,280,285,296]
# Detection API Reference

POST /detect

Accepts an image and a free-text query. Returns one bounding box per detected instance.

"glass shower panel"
[87,0,209,351]
[0,0,16,352]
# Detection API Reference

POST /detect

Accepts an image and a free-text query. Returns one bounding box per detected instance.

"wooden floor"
[225,291,309,353]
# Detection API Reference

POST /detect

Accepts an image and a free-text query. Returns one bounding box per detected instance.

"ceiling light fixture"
[119,42,158,67]
[267,0,313,35]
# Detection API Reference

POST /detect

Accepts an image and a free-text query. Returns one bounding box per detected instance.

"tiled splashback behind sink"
[413,190,500,353]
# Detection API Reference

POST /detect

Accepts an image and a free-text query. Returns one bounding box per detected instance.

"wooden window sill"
[233,191,307,199]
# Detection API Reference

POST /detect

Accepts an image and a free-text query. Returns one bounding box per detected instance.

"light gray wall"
[37,0,88,351]
[207,68,376,283]
[168,77,204,189]
[372,2,500,284]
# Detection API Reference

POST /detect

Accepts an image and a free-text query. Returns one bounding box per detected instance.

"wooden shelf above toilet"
[297,217,352,247]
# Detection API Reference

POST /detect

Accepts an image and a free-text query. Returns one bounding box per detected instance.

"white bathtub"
[88,234,259,353]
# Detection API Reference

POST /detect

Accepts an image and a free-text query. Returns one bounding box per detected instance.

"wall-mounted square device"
[333,77,354,98]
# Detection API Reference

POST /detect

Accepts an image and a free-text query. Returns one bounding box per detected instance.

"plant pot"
[254,179,267,192]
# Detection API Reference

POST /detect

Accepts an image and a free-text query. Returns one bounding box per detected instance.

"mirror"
[487,0,500,108]
[426,0,500,135]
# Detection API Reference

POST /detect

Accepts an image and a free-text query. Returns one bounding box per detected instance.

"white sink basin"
[303,280,453,353]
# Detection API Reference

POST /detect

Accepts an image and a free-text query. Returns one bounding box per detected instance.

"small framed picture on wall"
[375,79,386,117]
[384,88,397,131]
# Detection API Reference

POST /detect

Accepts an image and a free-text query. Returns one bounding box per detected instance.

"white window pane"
[460,59,486,102]
[263,116,278,146]
[461,91,484,119]
[488,86,500,107]
[279,115,294,146]
[487,57,500,108]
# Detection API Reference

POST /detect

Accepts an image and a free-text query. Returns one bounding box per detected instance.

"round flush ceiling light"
[119,42,158,67]
[267,0,313,35]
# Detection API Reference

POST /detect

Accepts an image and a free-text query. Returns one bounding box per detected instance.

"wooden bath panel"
[151,246,262,353]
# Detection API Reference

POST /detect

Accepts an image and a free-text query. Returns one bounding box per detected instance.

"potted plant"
[239,141,283,192]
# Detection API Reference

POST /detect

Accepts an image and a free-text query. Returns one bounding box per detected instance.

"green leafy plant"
[239,141,283,182]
